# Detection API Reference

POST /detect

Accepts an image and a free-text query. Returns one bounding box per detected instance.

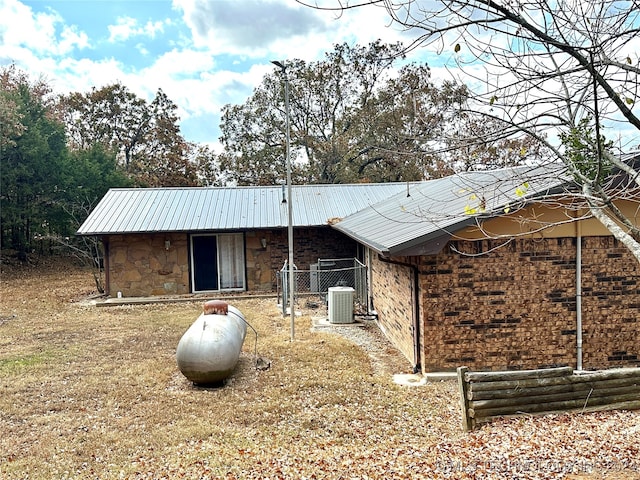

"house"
[78,157,640,372]
[76,183,407,296]
[333,158,640,372]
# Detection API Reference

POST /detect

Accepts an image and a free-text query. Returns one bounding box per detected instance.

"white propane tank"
[176,300,247,385]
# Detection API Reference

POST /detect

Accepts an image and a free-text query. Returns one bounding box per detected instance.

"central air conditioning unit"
[328,286,355,324]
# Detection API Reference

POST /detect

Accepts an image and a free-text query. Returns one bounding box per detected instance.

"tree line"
[0,64,222,261]
[219,41,538,185]
[2,43,536,261]
[0,67,204,258]
[3,1,639,268]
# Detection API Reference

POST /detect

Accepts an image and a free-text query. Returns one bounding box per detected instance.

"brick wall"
[267,227,359,285]
[293,227,359,270]
[371,236,639,372]
[420,237,579,372]
[371,255,417,366]
[581,236,640,367]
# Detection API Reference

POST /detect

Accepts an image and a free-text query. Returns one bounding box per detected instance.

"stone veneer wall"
[245,231,273,291]
[370,236,639,372]
[106,227,357,296]
[107,233,190,297]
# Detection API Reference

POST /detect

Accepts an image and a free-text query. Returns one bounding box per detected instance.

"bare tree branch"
[299,0,640,262]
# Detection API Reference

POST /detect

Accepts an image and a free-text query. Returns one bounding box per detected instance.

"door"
[190,233,246,292]
[191,235,219,291]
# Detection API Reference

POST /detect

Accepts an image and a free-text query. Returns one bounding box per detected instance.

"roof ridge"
[108,181,423,191]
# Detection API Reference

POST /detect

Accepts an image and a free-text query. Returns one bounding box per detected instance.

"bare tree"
[35,197,106,293]
[299,0,640,260]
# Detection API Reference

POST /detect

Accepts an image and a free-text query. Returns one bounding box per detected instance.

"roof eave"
[385,216,482,257]
[333,216,481,258]
[330,223,391,257]
[386,231,453,257]
[76,223,334,236]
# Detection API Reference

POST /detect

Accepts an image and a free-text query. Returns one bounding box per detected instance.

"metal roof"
[77,183,410,235]
[79,154,639,251]
[333,163,569,256]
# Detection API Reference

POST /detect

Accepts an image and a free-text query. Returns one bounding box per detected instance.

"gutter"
[378,255,422,373]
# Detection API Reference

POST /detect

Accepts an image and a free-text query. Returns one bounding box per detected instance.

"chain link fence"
[277,258,368,315]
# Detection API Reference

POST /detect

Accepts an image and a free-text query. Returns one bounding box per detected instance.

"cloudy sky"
[0,0,445,148]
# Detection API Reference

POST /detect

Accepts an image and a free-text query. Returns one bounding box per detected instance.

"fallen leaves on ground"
[0,256,638,479]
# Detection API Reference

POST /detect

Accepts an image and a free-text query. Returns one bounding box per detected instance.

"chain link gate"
[278,258,368,315]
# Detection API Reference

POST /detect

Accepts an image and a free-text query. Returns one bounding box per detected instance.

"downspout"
[576,223,583,371]
[378,255,422,373]
[103,237,110,296]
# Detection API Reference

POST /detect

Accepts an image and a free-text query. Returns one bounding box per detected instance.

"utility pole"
[272,60,295,341]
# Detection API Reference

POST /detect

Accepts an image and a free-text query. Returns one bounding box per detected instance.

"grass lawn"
[0,257,638,479]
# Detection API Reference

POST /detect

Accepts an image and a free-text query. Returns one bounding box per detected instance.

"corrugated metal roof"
[79,154,638,249]
[333,164,569,255]
[77,183,409,235]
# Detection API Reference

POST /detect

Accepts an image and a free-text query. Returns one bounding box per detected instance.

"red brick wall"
[371,236,639,372]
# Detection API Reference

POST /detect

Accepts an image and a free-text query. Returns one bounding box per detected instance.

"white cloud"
[0,1,58,53]
[45,56,130,94]
[107,16,138,42]
[142,19,167,39]
[148,48,216,78]
[130,47,267,124]
[59,25,89,52]
[108,16,168,43]
[0,0,88,57]
[135,43,150,56]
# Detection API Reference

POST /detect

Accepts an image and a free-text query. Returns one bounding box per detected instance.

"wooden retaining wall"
[457,366,640,431]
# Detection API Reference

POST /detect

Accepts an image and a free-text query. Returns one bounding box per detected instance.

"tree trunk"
[584,183,640,263]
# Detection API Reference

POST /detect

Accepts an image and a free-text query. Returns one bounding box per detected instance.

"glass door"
[191,235,219,292]
[191,233,245,292]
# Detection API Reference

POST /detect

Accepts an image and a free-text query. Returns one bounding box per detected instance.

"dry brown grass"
[0,257,638,479]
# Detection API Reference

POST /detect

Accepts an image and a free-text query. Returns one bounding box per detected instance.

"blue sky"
[0,0,441,148]
[5,1,635,152]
